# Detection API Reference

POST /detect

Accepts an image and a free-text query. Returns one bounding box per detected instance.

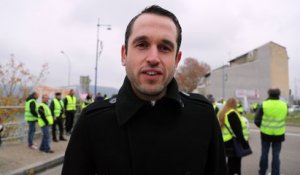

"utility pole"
[94,18,111,95]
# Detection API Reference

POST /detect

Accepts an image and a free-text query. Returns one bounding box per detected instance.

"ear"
[121,45,126,66]
[175,51,182,67]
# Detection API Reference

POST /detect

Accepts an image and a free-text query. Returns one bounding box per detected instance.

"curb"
[8,154,64,175]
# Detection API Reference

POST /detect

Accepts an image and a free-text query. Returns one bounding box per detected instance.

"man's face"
[121,14,181,100]
[42,95,49,103]
[34,93,39,100]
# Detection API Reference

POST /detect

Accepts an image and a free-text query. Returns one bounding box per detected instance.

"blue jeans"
[259,140,282,175]
[27,121,36,146]
[39,125,51,152]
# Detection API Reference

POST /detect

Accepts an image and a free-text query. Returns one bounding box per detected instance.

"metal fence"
[0,106,37,142]
[0,105,81,143]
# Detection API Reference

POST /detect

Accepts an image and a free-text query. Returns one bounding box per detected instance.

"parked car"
[289,105,300,112]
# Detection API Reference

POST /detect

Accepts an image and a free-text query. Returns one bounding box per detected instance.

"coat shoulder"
[180,92,211,107]
[81,96,116,118]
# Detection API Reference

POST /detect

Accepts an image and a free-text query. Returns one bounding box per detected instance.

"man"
[24,92,39,149]
[50,92,67,142]
[207,94,219,114]
[255,88,288,175]
[64,89,77,135]
[63,5,226,175]
[94,92,104,102]
[38,94,54,153]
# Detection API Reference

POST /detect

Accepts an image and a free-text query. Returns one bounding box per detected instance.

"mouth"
[145,71,160,76]
[140,69,163,82]
[142,69,163,76]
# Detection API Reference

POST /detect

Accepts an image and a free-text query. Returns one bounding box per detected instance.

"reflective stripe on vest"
[222,109,249,142]
[38,103,54,127]
[53,98,63,118]
[66,95,76,111]
[24,99,39,122]
[261,100,287,136]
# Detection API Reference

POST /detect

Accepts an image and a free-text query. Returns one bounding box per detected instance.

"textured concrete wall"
[269,43,289,98]
[206,42,289,103]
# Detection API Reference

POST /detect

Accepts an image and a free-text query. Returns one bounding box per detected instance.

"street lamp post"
[94,18,111,95]
[60,51,71,87]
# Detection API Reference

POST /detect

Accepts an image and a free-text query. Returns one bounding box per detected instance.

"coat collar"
[115,77,183,126]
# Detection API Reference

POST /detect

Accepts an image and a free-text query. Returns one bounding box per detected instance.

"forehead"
[130,13,177,42]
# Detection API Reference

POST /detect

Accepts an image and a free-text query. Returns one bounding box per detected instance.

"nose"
[146,46,160,66]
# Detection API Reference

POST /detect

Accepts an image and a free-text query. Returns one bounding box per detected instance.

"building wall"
[269,43,289,98]
[206,42,289,103]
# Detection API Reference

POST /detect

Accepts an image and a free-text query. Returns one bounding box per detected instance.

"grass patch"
[246,112,300,126]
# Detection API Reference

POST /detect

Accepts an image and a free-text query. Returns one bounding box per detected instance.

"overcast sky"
[1,0,299,95]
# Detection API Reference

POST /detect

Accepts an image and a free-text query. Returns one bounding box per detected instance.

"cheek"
[164,60,177,71]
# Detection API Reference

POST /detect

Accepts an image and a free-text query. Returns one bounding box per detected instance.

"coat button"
[109,97,117,104]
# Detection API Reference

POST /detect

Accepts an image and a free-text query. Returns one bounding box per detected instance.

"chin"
[142,86,164,96]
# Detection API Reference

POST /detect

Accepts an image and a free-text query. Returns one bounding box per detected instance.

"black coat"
[62,77,227,175]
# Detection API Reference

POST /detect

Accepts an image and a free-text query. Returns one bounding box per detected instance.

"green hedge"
[246,112,300,126]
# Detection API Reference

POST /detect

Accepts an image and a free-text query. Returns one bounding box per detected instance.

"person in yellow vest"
[38,94,54,153]
[24,92,39,149]
[81,93,94,110]
[251,102,259,113]
[50,92,67,142]
[237,100,244,115]
[218,97,250,175]
[64,89,77,135]
[254,88,288,175]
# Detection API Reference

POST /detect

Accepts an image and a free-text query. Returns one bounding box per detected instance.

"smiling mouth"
[145,71,159,76]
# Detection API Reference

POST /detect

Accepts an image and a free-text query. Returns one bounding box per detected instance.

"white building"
[205,41,289,106]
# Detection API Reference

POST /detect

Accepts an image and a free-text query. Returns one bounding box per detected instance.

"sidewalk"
[0,135,69,175]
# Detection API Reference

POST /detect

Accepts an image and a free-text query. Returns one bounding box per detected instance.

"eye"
[158,44,172,52]
[136,41,149,49]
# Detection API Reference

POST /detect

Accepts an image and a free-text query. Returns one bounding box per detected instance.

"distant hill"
[89,85,119,97]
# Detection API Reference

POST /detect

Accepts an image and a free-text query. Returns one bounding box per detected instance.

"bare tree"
[0,55,49,122]
[175,57,210,93]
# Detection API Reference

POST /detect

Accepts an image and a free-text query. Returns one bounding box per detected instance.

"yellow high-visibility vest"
[66,95,76,111]
[222,109,249,142]
[260,100,287,136]
[38,103,54,127]
[24,99,39,122]
[53,98,64,118]
[81,99,94,110]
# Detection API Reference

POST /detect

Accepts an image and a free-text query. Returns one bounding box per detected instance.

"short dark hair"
[124,5,182,54]
[268,88,281,98]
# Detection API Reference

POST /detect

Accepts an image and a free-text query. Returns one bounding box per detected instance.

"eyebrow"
[131,35,148,45]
